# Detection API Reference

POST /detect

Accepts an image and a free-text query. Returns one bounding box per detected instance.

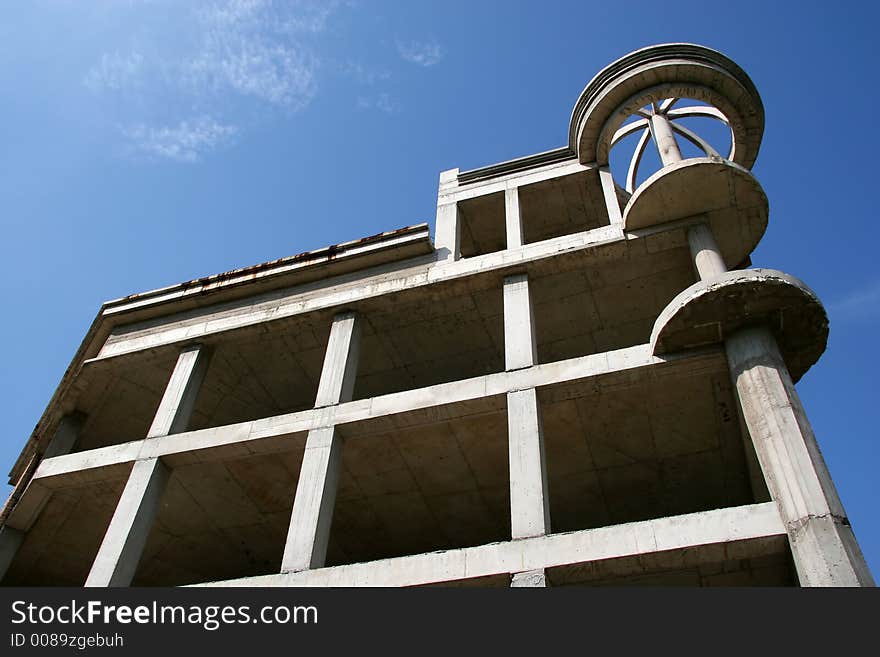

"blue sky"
[1,1,878,579]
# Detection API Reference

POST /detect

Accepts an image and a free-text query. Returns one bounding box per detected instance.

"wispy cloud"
[356,92,398,113]
[123,117,237,162]
[828,279,880,322]
[84,52,144,92]
[396,39,444,67]
[83,0,346,162]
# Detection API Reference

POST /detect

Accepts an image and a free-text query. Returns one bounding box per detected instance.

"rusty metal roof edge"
[103,223,431,311]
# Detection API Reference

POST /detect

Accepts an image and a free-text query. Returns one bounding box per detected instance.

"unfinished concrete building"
[0,44,873,587]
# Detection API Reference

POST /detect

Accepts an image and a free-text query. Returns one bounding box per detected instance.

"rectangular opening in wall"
[519,169,609,245]
[528,233,695,364]
[458,191,506,258]
[353,278,504,400]
[132,437,306,586]
[2,474,128,585]
[188,312,334,431]
[538,349,758,534]
[71,352,181,452]
[326,394,510,567]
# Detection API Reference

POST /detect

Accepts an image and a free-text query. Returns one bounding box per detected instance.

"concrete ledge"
[651,269,828,382]
[623,158,767,268]
[190,502,785,587]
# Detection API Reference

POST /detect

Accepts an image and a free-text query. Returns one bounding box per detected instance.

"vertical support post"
[507,388,551,539]
[503,273,537,371]
[435,203,461,262]
[502,273,550,539]
[85,343,211,587]
[687,223,727,280]
[505,187,524,249]
[725,328,874,586]
[598,165,622,226]
[649,113,683,166]
[282,312,361,573]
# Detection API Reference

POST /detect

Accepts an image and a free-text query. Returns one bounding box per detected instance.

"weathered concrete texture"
[651,268,828,382]
[624,158,767,269]
[282,427,343,572]
[85,458,169,587]
[511,569,547,587]
[507,388,550,539]
[725,327,874,586]
[193,503,785,587]
[86,344,211,587]
[503,274,537,371]
[283,311,362,572]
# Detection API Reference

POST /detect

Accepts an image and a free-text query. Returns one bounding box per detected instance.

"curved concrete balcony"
[624,157,768,268]
[650,269,828,382]
[570,43,764,169]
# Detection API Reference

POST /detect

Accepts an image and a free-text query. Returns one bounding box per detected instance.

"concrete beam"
[93,223,624,361]
[85,344,210,587]
[507,388,550,539]
[726,327,875,586]
[438,159,592,206]
[22,345,725,497]
[193,502,784,587]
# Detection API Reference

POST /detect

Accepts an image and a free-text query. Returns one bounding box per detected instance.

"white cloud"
[84,52,145,92]
[396,39,444,67]
[356,92,398,113]
[123,116,237,162]
[84,0,345,161]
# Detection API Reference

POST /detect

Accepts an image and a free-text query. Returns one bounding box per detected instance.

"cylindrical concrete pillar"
[725,327,874,586]
[650,113,683,166]
[687,223,727,280]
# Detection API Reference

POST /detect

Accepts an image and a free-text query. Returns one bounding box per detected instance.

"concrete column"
[0,526,24,582]
[598,165,622,226]
[650,113,683,166]
[85,343,210,587]
[507,388,551,539]
[282,312,362,573]
[314,312,361,407]
[505,187,524,249]
[43,413,84,458]
[687,223,726,280]
[147,344,212,438]
[725,327,874,586]
[503,273,537,371]
[84,458,169,587]
[281,427,343,572]
[435,203,461,262]
[511,568,547,587]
